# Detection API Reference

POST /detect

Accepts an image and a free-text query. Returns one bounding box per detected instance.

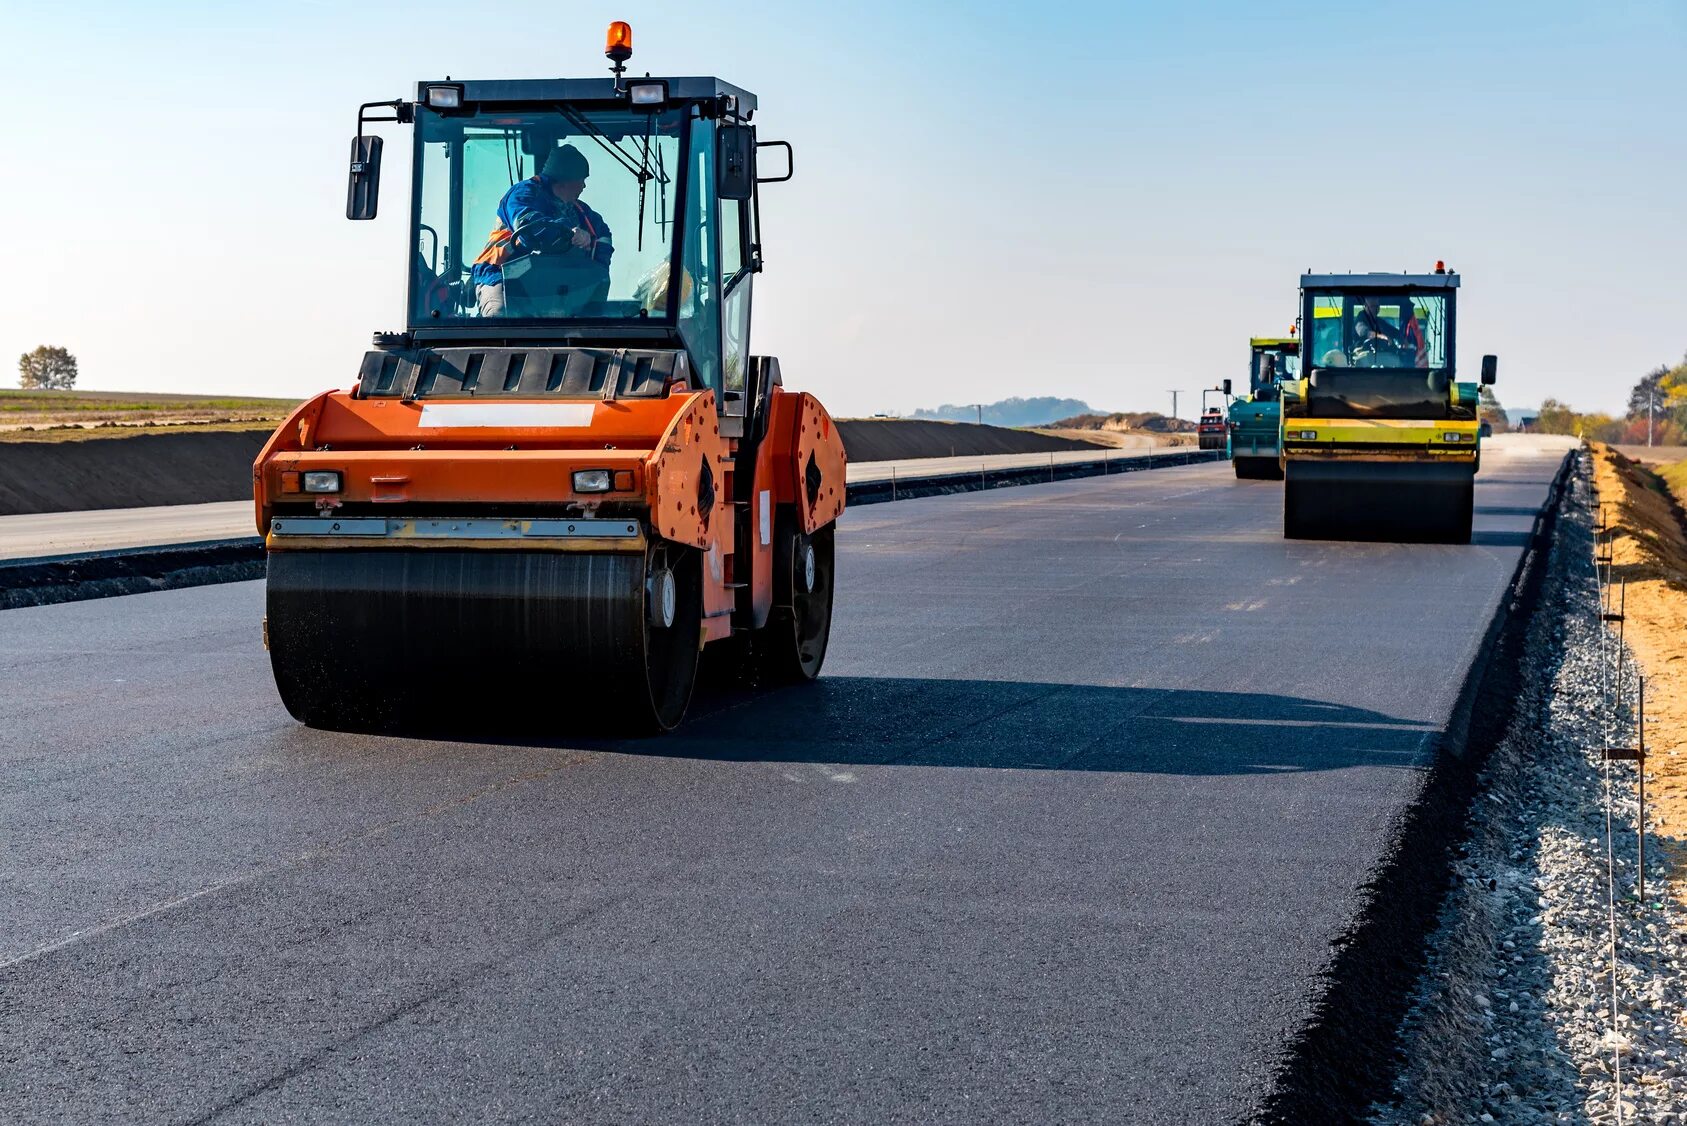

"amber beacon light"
[606,22,633,63]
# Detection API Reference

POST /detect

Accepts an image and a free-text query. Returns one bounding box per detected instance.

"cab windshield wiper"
[552,104,670,251]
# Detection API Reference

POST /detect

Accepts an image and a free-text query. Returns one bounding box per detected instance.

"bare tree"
[18,346,78,390]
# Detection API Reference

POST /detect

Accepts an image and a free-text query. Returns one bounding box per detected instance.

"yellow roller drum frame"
[1281,418,1480,461]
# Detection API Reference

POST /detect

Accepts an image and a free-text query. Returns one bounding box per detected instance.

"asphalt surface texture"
[0,435,1572,1124]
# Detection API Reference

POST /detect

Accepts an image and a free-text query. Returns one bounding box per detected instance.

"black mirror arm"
[356,99,411,144]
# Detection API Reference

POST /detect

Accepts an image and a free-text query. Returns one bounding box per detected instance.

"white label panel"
[417,403,596,428]
[759,489,772,545]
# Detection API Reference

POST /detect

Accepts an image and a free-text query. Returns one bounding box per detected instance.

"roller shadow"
[1470,530,1533,547]
[598,674,1439,777]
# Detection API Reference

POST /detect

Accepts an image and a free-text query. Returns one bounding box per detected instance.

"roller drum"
[1283,460,1474,544]
[266,547,700,734]
[1233,457,1284,481]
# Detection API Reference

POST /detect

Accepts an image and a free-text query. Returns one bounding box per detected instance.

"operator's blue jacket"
[470,176,614,287]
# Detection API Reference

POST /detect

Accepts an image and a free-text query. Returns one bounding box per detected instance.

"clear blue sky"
[3,0,1682,417]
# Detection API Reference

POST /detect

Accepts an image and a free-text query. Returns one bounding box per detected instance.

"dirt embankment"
[1589,442,1687,891]
[0,431,267,515]
[836,419,1106,462]
[0,417,1110,515]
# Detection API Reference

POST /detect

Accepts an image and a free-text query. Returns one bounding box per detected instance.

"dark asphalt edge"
[0,539,267,611]
[1253,449,1578,1125]
[0,450,1221,610]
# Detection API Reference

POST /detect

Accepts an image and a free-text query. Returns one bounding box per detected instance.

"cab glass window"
[1308,292,1447,373]
[677,119,722,396]
[719,194,752,411]
[411,107,683,323]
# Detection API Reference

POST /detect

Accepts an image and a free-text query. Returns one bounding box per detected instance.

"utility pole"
[1648,390,1655,447]
[1168,390,1185,421]
[977,403,983,426]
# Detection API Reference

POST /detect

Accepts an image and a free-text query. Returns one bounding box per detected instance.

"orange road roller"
[253,26,846,733]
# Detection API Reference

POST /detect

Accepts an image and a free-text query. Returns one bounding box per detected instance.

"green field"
[0,389,299,441]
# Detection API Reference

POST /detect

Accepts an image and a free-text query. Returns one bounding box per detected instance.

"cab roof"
[1300,272,1459,290]
[419,76,757,112]
[1250,337,1299,349]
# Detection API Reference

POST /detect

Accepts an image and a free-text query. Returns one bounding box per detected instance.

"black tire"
[638,541,705,732]
[754,512,835,685]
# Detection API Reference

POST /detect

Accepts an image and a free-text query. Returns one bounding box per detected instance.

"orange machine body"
[254,383,846,644]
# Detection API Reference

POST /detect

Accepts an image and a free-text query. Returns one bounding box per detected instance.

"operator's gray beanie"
[542,144,590,181]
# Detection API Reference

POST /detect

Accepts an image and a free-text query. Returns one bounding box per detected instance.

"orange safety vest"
[473,194,597,270]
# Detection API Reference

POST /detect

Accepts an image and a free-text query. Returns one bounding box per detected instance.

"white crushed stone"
[1373,464,1687,1125]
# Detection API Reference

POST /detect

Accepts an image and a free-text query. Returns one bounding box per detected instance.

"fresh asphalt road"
[0,436,1571,1124]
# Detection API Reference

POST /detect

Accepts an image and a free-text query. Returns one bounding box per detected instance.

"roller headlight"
[573,469,612,493]
[302,471,342,494]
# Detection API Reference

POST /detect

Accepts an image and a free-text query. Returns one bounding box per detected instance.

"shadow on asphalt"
[594,675,1437,776]
[1470,530,1534,547]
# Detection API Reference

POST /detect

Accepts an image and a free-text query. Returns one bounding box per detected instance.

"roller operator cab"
[1227,335,1299,480]
[253,25,846,734]
[1280,267,1497,543]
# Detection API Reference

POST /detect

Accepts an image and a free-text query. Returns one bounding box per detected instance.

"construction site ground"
[1589,443,1687,895]
[1033,426,1192,449]
[0,438,1574,1123]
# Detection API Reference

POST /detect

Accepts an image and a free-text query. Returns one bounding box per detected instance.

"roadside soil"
[1590,442,1687,896]
[1032,426,1193,449]
[0,430,268,515]
[1614,445,1687,466]
[835,418,1107,462]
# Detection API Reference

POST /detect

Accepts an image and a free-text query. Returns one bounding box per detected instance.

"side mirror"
[755,140,794,184]
[347,135,383,221]
[717,125,754,201]
[1481,354,1498,385]
[1221,378,1232,397]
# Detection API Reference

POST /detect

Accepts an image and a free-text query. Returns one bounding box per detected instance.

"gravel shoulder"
[1374,454,1687,1125]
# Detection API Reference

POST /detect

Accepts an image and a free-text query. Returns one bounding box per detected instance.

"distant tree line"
[1528,352,1687,444]
[911,397,1095,428]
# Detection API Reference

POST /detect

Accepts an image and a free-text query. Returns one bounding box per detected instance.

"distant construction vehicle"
[253,23,846,733]
[1280,265,1495,543]
[1227,333,1299,479]
[1197,388,1230,451]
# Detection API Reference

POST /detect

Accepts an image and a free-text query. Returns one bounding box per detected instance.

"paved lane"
[0,436,1571,1124]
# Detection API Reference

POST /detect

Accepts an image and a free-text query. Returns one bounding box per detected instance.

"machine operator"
[471,144,614,317]
[1353,296,1425,366]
